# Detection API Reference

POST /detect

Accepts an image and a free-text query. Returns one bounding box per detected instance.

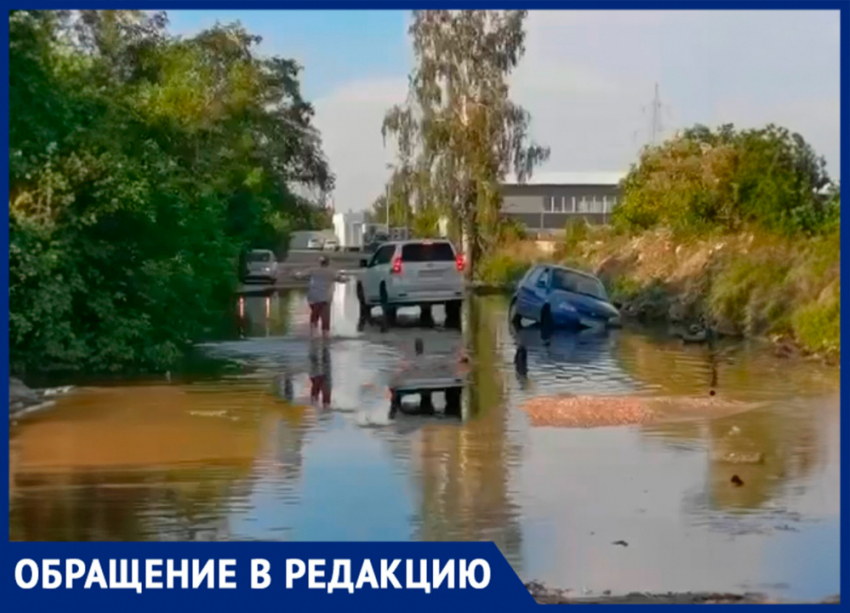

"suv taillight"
[391,256,403,274]
[456,254,465,272]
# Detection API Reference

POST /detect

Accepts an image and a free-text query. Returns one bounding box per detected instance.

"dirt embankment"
[583,228,838,360]
[488,227,839,360]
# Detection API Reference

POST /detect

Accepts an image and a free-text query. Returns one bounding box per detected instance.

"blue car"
[508,264,621,331]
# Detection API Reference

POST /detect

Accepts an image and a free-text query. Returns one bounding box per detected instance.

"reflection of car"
[356,240,465,326]
[243,249,278,284]
[307,237,323,250]
[512,326,611,366]
[323,239,339,251]
[510,326,623,393]
[509,264,620,332]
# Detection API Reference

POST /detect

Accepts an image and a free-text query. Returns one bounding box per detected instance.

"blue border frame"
[2,2,847,608]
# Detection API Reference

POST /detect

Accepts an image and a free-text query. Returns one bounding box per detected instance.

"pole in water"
[238,296,245,319]
[265,296,271,319]
[415,338,424,355]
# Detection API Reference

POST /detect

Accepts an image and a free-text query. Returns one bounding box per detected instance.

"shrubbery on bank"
[476,124,839,358]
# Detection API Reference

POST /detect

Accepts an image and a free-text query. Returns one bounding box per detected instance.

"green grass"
[476,225,840,358]
[791,285,840,355]
[475,252,531,287]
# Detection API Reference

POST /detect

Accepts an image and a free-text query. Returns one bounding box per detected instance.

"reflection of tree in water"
[619,332,835,514]
[10,464,252,541]
[239,292,291,338]
[9,382,292,542]
[411,298,523,570]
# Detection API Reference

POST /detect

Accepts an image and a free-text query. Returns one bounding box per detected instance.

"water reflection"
[9,285,840,600]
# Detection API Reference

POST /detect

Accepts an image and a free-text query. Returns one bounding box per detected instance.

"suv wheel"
[357,283,370,321]
[445,300,462,328]
[380,283,397,325]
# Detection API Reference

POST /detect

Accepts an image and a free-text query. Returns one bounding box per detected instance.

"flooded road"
[9,281,840,601]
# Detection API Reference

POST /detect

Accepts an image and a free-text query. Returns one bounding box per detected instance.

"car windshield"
[551,269,607,300]
[248,251,272,263]
[401,242,455,262]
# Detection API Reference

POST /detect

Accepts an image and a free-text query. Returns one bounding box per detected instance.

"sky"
[167,10,841,213]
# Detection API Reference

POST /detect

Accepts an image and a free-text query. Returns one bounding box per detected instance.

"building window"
[544,196,555,212]
[571,196,576,213]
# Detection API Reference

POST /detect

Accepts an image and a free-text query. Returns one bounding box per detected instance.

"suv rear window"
[248,251,273,262]
[401,242,455,262]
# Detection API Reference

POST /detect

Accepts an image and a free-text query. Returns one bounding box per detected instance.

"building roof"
[504,171,628,186]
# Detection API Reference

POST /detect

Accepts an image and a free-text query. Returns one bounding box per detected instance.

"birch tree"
[383,10,549,279]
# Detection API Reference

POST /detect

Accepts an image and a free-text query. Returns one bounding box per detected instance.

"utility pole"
[385,182,390,232]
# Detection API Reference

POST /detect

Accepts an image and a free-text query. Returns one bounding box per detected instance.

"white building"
[332,211,367,251]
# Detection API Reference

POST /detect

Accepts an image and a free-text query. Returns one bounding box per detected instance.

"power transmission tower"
[639,82,664,146]
[649,82,662,145]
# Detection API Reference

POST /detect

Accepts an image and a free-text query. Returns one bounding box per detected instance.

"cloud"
[316,10,840,211]
[313,77,408,213]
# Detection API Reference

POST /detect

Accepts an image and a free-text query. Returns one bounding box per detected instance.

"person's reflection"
[514,344,529,388]
[309,339,332,407]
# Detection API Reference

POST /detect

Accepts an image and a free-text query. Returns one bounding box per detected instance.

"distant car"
[356,239,465,326]
[509,264,620,332]
[323,238,339,251]
[307,237,324,250]
[243,249,278,284]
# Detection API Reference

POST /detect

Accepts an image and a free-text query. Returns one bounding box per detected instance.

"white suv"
[356,239,465,325]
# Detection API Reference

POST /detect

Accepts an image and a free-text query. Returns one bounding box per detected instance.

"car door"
[365,244,394,302]
[516,266,541,318]
[528,267,551,320]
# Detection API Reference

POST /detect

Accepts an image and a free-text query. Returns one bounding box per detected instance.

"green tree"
[9,10,333,375]
[615,123,833,235]
[382,10,548,279]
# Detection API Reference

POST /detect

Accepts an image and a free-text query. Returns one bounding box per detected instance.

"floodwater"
[9,281,840,600]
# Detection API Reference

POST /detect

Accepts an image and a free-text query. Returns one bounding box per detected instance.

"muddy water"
[9,281,840,600]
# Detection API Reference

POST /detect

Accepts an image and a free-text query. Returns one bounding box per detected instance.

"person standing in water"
[305,255,343,337]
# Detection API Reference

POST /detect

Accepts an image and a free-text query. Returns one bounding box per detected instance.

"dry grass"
[478,225,840,358]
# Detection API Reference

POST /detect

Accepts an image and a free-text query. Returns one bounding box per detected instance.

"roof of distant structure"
[503,171,628,186]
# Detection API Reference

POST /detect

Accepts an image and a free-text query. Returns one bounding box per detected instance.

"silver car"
[243,249,278,284]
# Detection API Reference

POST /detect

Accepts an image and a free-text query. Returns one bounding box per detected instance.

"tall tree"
[382,10,548,279]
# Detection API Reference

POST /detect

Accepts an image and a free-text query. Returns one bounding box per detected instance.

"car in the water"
[242,249,278,284]
[307,237,324,250]
[323,238,339,251]
[509,264,620,331]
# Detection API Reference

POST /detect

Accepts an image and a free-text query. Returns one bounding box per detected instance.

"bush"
[9,11,333,375]
[614,124,834,236]
[476,253,531,287]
